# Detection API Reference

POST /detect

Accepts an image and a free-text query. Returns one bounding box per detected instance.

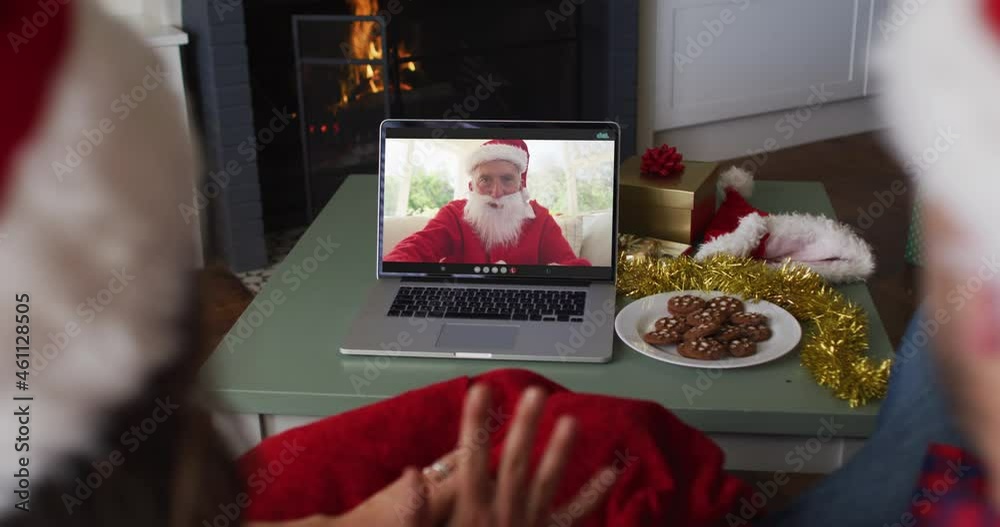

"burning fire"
[341,0,417,105]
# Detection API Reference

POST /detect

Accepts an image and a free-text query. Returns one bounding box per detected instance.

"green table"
[205,175,892,472]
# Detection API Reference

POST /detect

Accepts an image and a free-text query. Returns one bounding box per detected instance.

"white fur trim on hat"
[718,166,754,198]
[694,212,875,282]
[694,213,769,259]
[764,214,875,283]
[465,143,528,176]
[0,2,193,509]
[877,0,1000,254]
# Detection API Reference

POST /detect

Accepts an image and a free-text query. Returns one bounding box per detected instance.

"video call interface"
[380,127,616,279]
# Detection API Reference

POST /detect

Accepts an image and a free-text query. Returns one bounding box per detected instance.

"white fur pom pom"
[718,166,754,198]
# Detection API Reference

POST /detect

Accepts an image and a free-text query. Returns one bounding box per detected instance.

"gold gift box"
[618,234,691,262]
[618,156,718,244]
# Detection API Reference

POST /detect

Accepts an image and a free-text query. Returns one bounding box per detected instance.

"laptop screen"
[378,121,619,281]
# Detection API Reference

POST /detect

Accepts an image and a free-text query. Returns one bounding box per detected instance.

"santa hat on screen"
[0,0,194,512]
[465,139,531,188]
[877,0,1000,256]
[694,168,875,283]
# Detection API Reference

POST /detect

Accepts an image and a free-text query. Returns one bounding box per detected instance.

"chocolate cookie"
[730,312,768,326]
[744,324,773,342]
[706,296,745,318]
[668,295,706,317]
[685,309,725,327]
[684,320,721,340]
[678,338,726,360]
[728,337,757,358]
[643,328,685,345]
[715,324,745,342]
[654,316,689,333]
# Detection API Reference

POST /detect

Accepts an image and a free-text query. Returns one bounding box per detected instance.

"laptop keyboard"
[388,286,587,322]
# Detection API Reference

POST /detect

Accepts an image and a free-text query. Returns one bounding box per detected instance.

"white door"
[654,0,875,129]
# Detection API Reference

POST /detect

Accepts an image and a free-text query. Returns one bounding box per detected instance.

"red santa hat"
[877,0,1000,258]
[465,139,530,188]
[1,0,194,510]
[699,169,770,260]
[695,168,875,283]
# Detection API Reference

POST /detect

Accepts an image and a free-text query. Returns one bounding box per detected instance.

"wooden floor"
[198,131,917,502]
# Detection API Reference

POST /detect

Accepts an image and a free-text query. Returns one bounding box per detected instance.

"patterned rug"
[236,227,307,293]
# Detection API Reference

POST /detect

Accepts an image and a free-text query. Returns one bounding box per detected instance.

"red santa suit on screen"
[384,139,591,266]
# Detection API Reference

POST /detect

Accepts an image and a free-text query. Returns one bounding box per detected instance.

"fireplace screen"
[293,15,395,218]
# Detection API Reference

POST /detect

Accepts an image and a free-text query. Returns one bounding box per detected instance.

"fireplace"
[184,0,637,271]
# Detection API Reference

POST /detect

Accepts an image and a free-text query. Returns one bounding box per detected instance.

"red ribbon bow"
[640,144,685,178]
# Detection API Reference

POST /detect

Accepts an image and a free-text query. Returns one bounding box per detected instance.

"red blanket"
[240,369,750,526]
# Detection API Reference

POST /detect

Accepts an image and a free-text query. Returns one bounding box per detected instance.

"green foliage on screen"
[576,179,614,213]
[408,170,454,215]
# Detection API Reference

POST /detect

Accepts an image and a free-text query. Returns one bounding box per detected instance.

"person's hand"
[248,386,611,527]
[494,260,507,265]
[247,468,442,527]
[447,385,609,526]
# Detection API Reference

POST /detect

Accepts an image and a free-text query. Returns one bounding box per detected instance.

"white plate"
[615,290,802,369]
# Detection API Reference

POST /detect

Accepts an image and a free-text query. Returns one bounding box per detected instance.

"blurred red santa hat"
[465,139,530,188]
[0,0,195,510]
[0,0,73,202]
[877,0,1000,254]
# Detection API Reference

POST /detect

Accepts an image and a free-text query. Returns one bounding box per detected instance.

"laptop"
[340,120,620,362]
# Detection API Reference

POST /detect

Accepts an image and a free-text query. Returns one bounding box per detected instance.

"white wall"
[163,0,183,26]
[143,0,183,27]
[96,0,183,28]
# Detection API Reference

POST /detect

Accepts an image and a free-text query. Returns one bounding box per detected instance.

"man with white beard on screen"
[383,139,591,266]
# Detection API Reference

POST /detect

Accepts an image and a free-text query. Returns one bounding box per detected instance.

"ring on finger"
[422,459,455,482]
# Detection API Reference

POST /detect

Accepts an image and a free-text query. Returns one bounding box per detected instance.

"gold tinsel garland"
[616,255,891,407]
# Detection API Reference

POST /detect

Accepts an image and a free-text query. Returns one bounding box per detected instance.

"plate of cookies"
[614,291,802,369]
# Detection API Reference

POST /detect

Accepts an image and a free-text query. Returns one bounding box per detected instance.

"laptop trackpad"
[437,324,518,350]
